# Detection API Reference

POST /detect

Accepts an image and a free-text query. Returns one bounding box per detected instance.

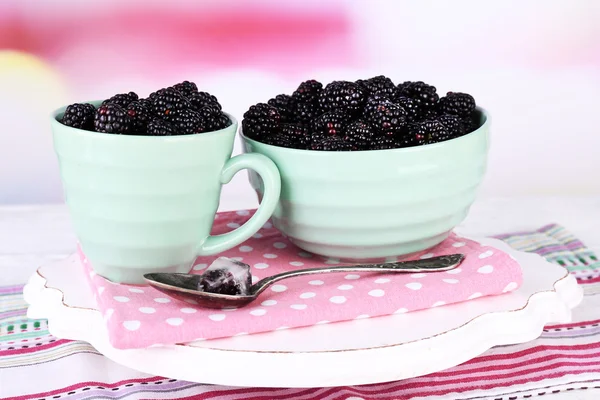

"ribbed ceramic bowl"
[240,107,490,260]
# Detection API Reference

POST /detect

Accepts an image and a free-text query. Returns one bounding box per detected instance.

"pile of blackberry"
[59,81,230,136]
[242,76,478,151]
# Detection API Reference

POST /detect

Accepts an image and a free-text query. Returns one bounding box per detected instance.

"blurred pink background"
[1,0,599,205]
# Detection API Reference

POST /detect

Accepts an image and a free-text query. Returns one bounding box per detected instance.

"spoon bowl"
[144,254,465,309]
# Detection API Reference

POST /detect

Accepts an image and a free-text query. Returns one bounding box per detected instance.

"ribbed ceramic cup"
[241,108,490,260]
[51,102,281,284]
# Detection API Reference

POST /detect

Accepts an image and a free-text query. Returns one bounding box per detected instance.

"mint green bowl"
[241,108,490,260]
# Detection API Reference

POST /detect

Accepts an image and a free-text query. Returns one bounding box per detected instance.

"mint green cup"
[51,102,281,284]
[241,108,490,260]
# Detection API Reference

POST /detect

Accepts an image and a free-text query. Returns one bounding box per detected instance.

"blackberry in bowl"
[240,76,490,260]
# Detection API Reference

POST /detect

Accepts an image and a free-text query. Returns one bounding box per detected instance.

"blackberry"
[268,94,295,122]
[199,269,249,296]
[149,88,192,118]
[61,103,95,130]
[397,81,439,111]
[264,133,296,148]
[280,123,310,149]
[93,104,132,134]
[171,81,198,98]
[462,113,479,134]
[363,100,407,137]
[147,119,176,136]
[311,109,349,139]
[188,91,222,111]
[370,135,399,150]
[196,106,230,132]
[102,92,139,108]
[291,102,319,124]
[166,108,203,135]
[395,96,420,122]
[242,103,281,139]
[343,120,375,150]
[355,75,398,99]
[126,100,151,134]
[318,80,366,114]
[292,80,323,104]
[438,92,476,117]
[437,114,466,139]
[311,136,353,151]
[402,120,449,146]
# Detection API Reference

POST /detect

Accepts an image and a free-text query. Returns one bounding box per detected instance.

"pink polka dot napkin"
[81,210,523,349]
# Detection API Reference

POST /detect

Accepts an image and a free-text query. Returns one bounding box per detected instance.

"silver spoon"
[144,254,464,309]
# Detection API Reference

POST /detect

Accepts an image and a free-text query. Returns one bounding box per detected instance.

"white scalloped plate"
[23,237,583,388]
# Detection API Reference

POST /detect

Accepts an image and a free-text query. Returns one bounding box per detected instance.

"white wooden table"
[2,196,599,399]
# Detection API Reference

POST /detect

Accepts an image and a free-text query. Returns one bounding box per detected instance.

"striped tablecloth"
[1,224,599,400]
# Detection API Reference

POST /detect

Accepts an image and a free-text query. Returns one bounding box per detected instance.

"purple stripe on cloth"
[0,309,27,319]
[0,286,24,295]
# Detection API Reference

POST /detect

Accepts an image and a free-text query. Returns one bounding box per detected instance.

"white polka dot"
[184,299,198,305]
[263,222,273,228]
[139,307,156,314]
[239,245,253,252]
[254,262,269,269]
[271,284,287,292]
[309,280,324,285]
[405,282,422,290]
[291,304,307,310]
[479,250,494,259]
[346,396,366,400]
[104,308,115,320]
[374,278,390,284]
[298,251,313,258]
[452,242,466,248]
[300,292,316,299]
[446,268,462,275]
[261,299,277,306]
[129,288,144,293]
[290,261,304,267]
[123,320,141,331]
[316,320,330,325]
[394,308,408,314]
[236,210,250,216]
[503,282,519,292]
[180,308,197,314]
[338,284,353,290]
[166,318,184,326]
[250,309,267,316]
[275,326,289,330]
[431,301,446,307]
[368,289,385,297]
[98,286,105,295]
[230,257,243,261]
[468,292,483,299]
[330,296,347,304]
[345,274,360,280]
[443,278,459,284]
[263,253,278,259]
[355,314,370,319]
[113,296,130,303]
[209,314,226,321]
[253,233,263,239]
[273,242,287,249]
[477,265,494,274]
[252,275,260,284]
[193,263,208,271]
[420,253,434,259]
[89,270,96,278]
[222,307,237,312]
[83,257,88,264]
[194,337,206,341]
[154,298,171,303]
[227,222,241,229]
[411,273,427,278]
[325,258,340,264]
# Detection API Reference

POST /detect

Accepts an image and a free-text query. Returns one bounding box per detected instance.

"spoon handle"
[250,254,464,296]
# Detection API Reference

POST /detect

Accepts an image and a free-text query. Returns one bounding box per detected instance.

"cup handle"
[196,153,281,256]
